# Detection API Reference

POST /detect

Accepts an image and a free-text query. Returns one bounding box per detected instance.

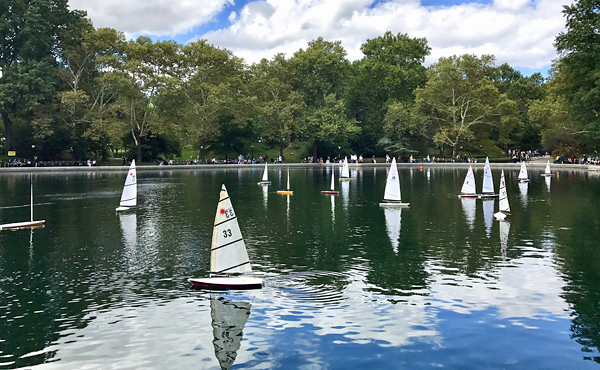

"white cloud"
[70,0,568,70]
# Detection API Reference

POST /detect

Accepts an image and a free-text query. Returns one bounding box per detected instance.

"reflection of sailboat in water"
[545,176,551,192]
[119,212,137,248]
[518,181,528,206]
[210,295,252,370]
[499,219,510,257]
[383,208,401,253]
[330,193,335,223]
[262,184,268,209]
[340,179,350,210]
[461,197,476,229]
[482,199,494,238]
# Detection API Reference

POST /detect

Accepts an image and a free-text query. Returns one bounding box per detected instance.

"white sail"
[330,171,335,191]
[498,170,510,213]
[341,157,350,178]
[210,296,251,370]
[211,185,252,274]
[461,197,477,229]
[384,207,402,253]
[119,160,137,208]
[383,157,401,201]
[460,166,477,194]
[483,199,494,238]
[544,161,551,174]
[261,163,268,182]
[482,157,494,194]
[518,162,528,180]
[500,219,510,256]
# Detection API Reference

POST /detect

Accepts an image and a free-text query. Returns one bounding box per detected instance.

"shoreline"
[0,161,596,173]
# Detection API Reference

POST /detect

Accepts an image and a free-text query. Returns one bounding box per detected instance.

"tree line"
[1,0,596,163]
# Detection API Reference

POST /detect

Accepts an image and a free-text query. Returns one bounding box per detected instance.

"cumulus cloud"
[70,0,568,70]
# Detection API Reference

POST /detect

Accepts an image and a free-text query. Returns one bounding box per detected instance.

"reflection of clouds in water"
[461,197,476,230]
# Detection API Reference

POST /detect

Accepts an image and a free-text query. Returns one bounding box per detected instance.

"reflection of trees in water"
[211,296,251,370]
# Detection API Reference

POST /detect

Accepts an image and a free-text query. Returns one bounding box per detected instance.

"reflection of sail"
[410,167,413,180]
[262,185,268,209]
[427,168,431,183]
[286,194,290,221]
[518,182,528,206]
[482,199,494,238]
[210,296,251,370]
[341,180,350,210]
[331,193,335,223]
[499,220,510,257]
[119,212,137,249]
[545,176,551,192]
[461,197,476,229]
[384,207,401,253]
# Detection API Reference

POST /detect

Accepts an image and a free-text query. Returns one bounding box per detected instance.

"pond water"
[1,165,600,369]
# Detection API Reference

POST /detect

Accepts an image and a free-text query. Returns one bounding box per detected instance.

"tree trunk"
[280,139,285,161]
[136,142,142,164]
[2,112,13,153]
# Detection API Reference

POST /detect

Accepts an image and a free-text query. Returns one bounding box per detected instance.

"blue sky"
[69,0,568,75]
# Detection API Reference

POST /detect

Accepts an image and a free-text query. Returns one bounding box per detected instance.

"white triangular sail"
[211,185,251,274]
[383,157,402,201]
[482,157,494,194]
[119,160,137,208]
[341,157,350,178]
[483,199,494,238]
[518,162,528,181]
[384,207,402,253]
[498,170,510,213]
[261,163,269,182]
[461,197,476,229]
[460,166,476,195]
[210,296,251,370]
[544,161,551,175]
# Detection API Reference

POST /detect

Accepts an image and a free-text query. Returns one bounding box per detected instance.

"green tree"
[414,54,519,157]
[555,0,600,146]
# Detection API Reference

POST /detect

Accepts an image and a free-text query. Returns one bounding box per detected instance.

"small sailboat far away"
[380,157,409,207]
[480,157,498,198]
[518,162,529,183]
[541,161,554,177]
[276,169,293,195]
[0,174,45,230]
[210,295,252,370]
[458,166,480,198]
[257,163,271,185]
[494,170,510,221]
[189,184,263,290]
[116,160,137,212]
[321,168,339,194]
[340,157,352,181]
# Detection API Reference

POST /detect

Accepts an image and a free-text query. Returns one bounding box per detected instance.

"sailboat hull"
[458,194,481,198]
[541,174,554,177]
[479,193,499,199]
[188,277,263,290]
[379,202,410,208]
[339,178,353,181]
[494,212,508,221]
[276,190,293,195]
[0,220,45,230]
[519,179,530,183]
[321,191,339,195]
[257,181,271,185]
[115,206,133,212]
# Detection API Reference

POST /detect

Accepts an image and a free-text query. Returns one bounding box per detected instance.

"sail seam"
[123,183,136,187]
[214,216,236,227]
[218,196,230,203]
[211,237,243,251]
[216,260,250,274]
[120,197,136,202]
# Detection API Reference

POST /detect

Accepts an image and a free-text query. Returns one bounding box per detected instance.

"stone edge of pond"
[0,161,597,173]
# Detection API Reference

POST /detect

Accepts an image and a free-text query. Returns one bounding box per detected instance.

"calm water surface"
[1,166,600,369]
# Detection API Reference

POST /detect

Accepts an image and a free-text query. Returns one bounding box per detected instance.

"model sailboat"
[277,169,293,195]
[541,161,553,177]
[0,174,45,230]
[380,157,409,207]
[480,157,498,198]
[518,162,529,183]
[116,160,137,212]
[321,169,339,194]
[494,170,510,220]
[189,184,263,290]
[257,163,271,185]
[340,157,352,181]
[458,166,480,198]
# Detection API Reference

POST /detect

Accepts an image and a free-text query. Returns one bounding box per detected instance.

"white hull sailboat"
[116,160,137,212]
[321,168,339,194]
[518,162,529,183]
[0,174,45,230]
[340,157,352,181]
[480,157,498,198]
[277,169,293,195]
[541,161,554,177]
[257,163,271,185]
[380,157,409,207]
[189,184,263,290]
[494,170,510,221]
[458,166,480,198]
